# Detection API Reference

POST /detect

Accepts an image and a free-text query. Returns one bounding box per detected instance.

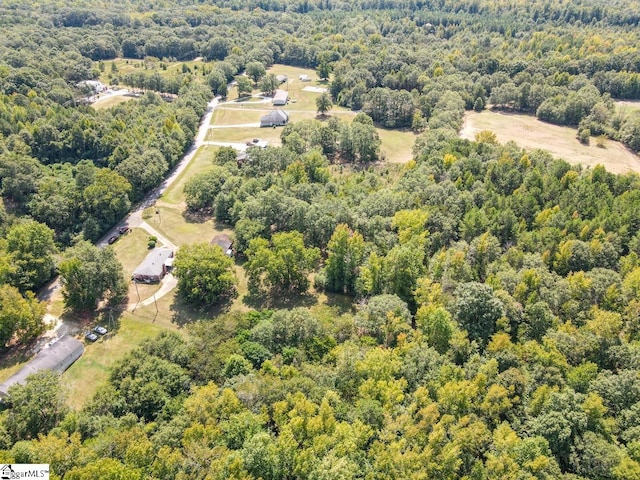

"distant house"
[299,74,311,82]
[211,234,234,257]
[0,335,84,398]
[132,248,174,283]
[260,110,289,127]
[276,75,288,84]
[272,89,289,106]
[77,80,106,93]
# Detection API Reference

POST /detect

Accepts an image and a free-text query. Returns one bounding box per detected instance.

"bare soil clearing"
[461,110,640,174]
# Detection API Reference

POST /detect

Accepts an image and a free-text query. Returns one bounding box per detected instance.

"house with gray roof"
[260,109,289,127]
[0,335,84,397]
[132,248,174,283]
[272,89,289,106]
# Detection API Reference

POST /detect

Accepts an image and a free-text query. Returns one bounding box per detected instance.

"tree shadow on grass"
[242,289,318,310]
[170,293,235,328]
[324,292,356,315]
[182,209,213,225]
[0,342,39,370]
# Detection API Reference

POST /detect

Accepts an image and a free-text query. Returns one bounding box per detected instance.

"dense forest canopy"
[2,0,640,478]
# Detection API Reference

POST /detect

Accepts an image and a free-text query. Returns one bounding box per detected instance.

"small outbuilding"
[272,89,289,106]
[0,335,84,398]
[211,234,234,257]
[276,75,288,84]
[260,109,289,127]
[132,248,174,283]
[299,74,311,82]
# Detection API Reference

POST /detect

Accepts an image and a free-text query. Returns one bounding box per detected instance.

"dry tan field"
[461,110,640,174]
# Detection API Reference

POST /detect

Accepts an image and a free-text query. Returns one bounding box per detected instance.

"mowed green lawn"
[206,125,285,144]
[211,107,264,125]
[377,128,418,163]
[161,145,218,206]
[62,295,183,409]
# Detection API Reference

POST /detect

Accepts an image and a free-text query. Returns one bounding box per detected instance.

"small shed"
[276,75,288,84]
[0,335,84,398]
[272,89,289,106]
[299,74,311,82]
[132,248,174,283]
[211,234,234,257]
[260,110,289,127]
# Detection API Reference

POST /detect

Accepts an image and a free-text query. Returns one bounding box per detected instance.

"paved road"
[39,96,221,335]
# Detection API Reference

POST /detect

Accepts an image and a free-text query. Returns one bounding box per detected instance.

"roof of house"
[211,234,233,250]
[133,248,174,279]
[260,110,289,124]
[0,335,84,397]
[272,89,288,103]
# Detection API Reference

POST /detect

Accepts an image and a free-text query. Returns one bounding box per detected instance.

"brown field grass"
[91,95,137,110]
[461,109,640,174]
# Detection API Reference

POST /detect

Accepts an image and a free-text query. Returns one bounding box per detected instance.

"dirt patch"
[460,110,640,174]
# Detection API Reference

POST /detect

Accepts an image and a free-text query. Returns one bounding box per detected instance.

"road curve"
[40,95,221,333]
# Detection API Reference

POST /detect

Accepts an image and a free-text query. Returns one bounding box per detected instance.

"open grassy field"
[616,100,640,115]
[211,107,264,125]
[461,110,640,174]
[97,57,207,85]
[206,125,285,144]
[91,94,137,110]
[161,145,218,206]
[377,128,418,163]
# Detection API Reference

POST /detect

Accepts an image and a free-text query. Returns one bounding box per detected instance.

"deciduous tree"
[58,241,127,311]
[174,243,236,306]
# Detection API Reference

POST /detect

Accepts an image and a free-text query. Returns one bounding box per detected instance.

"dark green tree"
[58,241,127,311]
[454,282,505,345]
[4,370,69,442]
[0,285,45,348]
[174,243,236,306]
[5,220,56,292]
[245,231,320,294]
[316,92,333,115]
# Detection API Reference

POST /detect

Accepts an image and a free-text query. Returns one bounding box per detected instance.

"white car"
[93,326,108,335]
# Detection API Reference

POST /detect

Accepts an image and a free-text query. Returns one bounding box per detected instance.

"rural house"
[272,89,288,106]
[0,335,84,398]
[132,248,174,283]
[211,234,234,257]
[260,109,289,127]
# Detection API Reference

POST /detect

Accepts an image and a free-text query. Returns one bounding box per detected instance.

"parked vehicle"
[93,326,107,335]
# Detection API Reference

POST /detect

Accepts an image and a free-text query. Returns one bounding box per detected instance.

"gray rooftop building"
[0,335,84,397]
[132,248,174,283]
[272,89,289,106]
[260,110,289,127]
